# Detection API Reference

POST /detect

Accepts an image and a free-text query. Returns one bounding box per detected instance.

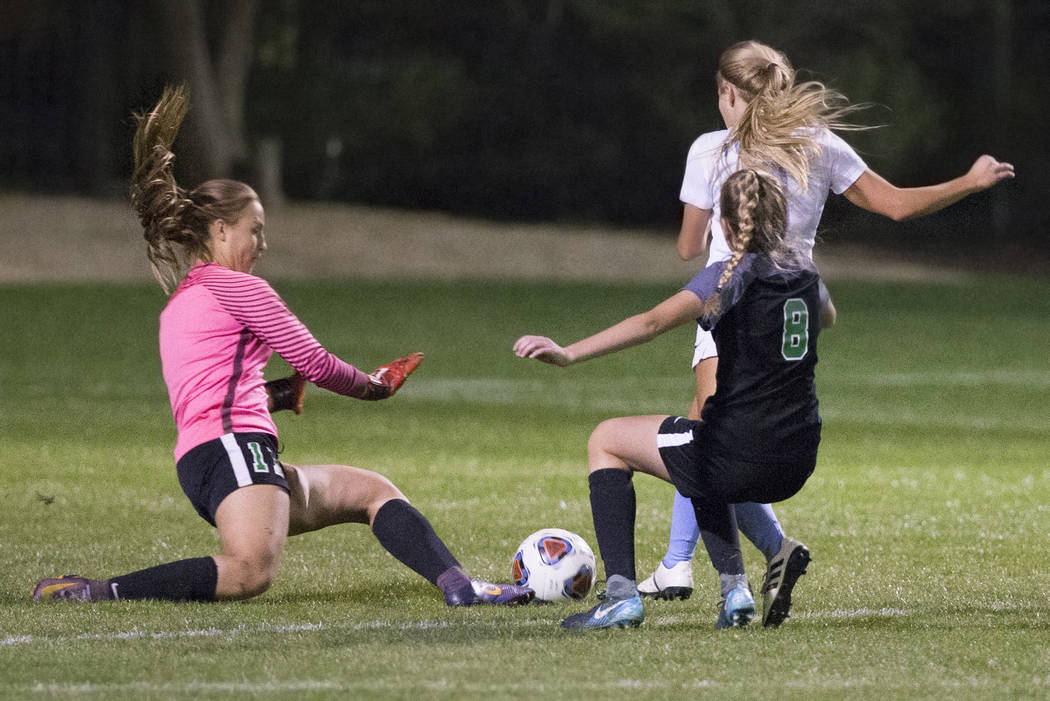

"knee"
[332,467,406,523]
[587,420,623,472]
[222,551,281,600]
[362,472,406,521]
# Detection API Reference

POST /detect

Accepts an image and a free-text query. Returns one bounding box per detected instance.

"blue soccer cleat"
[716,583,755,629]
[713,579,755,629]
[560,595,644,630]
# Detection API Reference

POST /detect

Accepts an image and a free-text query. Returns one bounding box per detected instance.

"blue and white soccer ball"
[512,528,596,602]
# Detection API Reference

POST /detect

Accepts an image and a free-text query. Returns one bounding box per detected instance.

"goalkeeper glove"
[359,352,424,400]
[266,372,306,414]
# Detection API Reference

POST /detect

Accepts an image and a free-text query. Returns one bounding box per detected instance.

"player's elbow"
[885,206,912,223]
[676,241,704,261]
[882,190,920,222]
[638,310,674,339]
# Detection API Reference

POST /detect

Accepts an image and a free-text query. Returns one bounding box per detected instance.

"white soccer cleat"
[637,561,694,600]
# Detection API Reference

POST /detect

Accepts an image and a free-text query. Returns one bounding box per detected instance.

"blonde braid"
[701,169,786,317]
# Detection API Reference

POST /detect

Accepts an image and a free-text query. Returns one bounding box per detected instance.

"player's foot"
[469,579,535,606]
[716,584,755,629]
[33,575,114,602]
[560,595,644,630]
[444,570,534,606]
[637,561,693,600]
[761,537,810,627]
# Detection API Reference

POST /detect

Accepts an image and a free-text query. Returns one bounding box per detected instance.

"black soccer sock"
[691,497,745,575]
[371,499,461,586]
[588,468,636,582]
[107,557,218,601]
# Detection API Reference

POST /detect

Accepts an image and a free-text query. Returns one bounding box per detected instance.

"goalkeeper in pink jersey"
[32,86,533,607]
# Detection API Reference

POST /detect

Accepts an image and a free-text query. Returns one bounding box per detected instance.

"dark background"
[2,1,1046,268]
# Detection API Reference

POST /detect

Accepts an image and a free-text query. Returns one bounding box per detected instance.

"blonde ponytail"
[718,40,870,191]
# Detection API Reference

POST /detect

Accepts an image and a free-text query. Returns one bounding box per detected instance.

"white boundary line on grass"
[4,673,1013,696]
[1,607,910,649]
[0,618,524,648]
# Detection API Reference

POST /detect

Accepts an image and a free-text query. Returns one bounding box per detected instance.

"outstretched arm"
[843,155,1014,222]
[514,291,701,367]
[676,204,714,261]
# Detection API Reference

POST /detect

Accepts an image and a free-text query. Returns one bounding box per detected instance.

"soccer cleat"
[637,561,694,600]
[33,575,114,602]
[560,595,644,630]
[444,569,534,607]
[716,584,755,629]
[469,579,535,606]
[761,537,810,627]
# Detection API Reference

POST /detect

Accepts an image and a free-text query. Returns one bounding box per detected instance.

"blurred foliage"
[1,0,1045,251]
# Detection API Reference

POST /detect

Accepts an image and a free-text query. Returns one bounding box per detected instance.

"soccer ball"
[512,528,596,602]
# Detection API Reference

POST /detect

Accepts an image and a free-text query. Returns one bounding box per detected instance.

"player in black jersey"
[514,169,820,630]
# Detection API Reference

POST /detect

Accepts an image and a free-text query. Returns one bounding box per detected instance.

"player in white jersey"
[640,40,1014,626]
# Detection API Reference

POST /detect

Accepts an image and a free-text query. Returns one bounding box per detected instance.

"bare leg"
[281,463,530,605]
[213,484,290,600]
[586,416,672,599]
[688,357,717,421]
[284,463,405,534]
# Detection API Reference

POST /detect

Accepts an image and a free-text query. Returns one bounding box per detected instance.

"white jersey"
[679,127,867,264]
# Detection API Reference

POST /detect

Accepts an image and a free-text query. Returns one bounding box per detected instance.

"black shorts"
[657,416,816,505]
[176,432,290,527]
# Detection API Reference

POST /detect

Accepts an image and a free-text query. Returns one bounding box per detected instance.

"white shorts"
[692,325,717,368]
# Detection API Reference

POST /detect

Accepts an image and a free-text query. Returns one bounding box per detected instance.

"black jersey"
[684,253,822,462]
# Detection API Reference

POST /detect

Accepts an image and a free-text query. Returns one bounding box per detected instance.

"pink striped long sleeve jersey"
[160,262,370,460]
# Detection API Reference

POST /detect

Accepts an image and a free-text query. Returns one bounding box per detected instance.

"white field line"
[3,670,1012,696]
[403,373,1049,431]
[4,678,1013,696]
[408,370,1050,407]
[0,618,525,648]
[411,369,1050,401]
[4,609,1025,696]
[0,607,910,650]
[843,369,1050,389]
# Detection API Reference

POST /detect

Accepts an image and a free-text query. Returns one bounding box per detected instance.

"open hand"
[969,155,1015,190]
[513,335,570,367]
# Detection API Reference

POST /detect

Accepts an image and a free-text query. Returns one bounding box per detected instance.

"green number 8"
[781,298,809,360]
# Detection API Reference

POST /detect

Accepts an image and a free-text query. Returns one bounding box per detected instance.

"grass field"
[2,273,1049,699]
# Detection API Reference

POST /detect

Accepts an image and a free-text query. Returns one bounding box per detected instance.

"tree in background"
[154,0,259,184]
[0,0,1042,251]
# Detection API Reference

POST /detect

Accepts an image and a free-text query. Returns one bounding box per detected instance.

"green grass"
[2,274,1049,700]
